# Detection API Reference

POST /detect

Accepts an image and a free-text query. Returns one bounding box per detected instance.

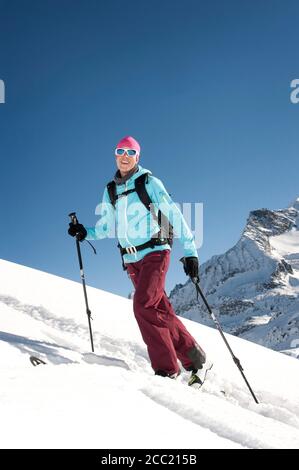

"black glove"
[68,222,87,241]
[181,256,199,281]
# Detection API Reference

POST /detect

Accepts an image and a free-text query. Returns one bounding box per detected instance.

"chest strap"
[118,234,169,257]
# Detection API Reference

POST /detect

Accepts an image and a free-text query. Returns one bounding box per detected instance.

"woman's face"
[115,148,139,175]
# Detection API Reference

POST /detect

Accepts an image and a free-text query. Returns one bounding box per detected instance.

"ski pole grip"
[68,212,79,225]
[180,257,199,284]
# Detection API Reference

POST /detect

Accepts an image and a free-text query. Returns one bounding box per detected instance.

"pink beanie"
[116,136,141,155]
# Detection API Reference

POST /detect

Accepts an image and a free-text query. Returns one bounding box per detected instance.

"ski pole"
[69,212,95,352]
[180,258,259,404]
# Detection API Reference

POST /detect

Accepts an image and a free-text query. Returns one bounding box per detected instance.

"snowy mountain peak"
[244,206,297,240]
[290,197,299,211]
[170,200,299,359]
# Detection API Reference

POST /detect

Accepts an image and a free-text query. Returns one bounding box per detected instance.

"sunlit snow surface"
[1,258,299,449]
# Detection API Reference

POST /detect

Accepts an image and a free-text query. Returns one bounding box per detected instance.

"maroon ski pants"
[126,249,201,375]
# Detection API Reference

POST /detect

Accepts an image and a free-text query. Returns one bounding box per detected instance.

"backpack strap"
[106,180,118,207]
[134,173,152,211]
[135,173,161,225]
[107,173,154,211]
[107,180,136,207]
[106,173,173,271]
[135,173,173,242]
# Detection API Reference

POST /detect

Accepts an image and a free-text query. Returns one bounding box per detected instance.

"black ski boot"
[155,369,181,379]
[187,360,213,388]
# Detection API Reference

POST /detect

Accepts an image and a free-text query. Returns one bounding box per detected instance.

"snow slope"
[1,258,299,449]
[170,198,299,358]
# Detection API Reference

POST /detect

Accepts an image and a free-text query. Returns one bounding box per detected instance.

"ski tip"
[29,356,46,366]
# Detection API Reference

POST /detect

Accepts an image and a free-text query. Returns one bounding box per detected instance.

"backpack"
[106,173,174,250]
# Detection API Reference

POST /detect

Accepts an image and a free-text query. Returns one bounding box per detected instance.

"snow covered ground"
[1,258,299,449]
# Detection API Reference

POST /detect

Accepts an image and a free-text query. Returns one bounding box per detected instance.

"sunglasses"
[115,148,139,157]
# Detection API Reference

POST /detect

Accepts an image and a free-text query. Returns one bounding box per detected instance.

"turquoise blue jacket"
[86,166,198,264]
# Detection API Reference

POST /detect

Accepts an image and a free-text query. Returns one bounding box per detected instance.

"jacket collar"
[114,165,139,185]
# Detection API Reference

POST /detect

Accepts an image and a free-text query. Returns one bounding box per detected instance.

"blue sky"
[0,0,298,298]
